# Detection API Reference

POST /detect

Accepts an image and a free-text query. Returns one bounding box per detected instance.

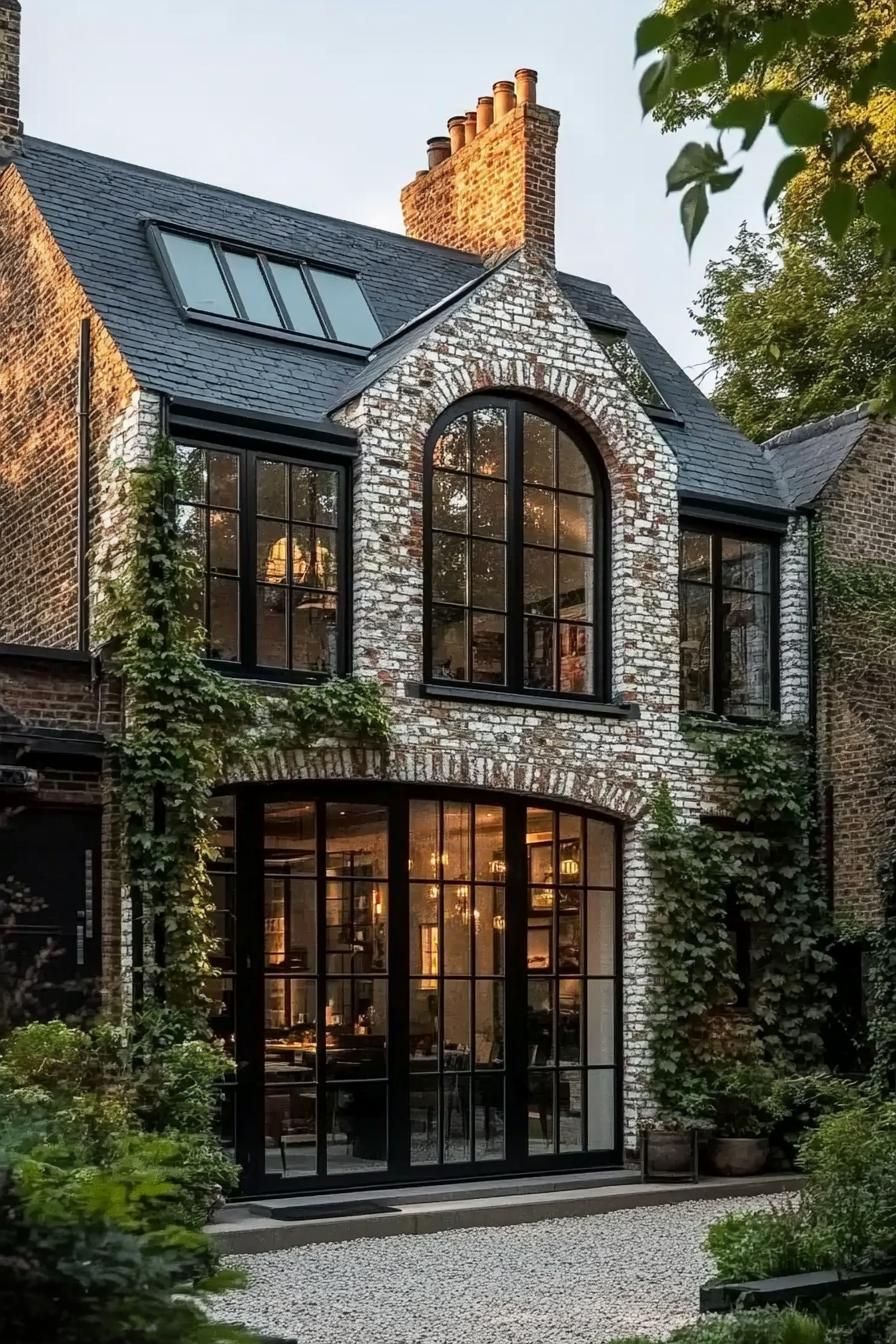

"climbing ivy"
[646,728,833,1111]
[98,435,390,1025]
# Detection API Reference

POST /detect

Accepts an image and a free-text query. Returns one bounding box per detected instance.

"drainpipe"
[77,318,91,651]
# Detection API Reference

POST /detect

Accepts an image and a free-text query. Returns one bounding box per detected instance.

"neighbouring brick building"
[0,5,879,1196]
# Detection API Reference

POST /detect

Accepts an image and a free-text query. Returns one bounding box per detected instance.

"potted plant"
[639,1080,714,1177]
[707,1061,781,1176]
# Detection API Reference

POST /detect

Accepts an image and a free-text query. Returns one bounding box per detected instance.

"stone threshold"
[206,1171,802,1255]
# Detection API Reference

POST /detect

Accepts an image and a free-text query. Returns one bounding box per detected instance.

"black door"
[208,785,621,1195]
[0,804,102,1021]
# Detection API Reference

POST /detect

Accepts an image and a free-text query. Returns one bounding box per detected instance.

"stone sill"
[406,682,640,719]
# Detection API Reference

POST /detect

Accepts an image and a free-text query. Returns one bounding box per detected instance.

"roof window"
[590,326,668,409]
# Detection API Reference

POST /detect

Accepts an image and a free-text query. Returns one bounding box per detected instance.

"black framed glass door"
[209,785,621,1195]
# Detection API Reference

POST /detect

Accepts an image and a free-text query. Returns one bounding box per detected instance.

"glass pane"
[558,554,592,622]
[209,577,239,660]
[326,881,387,973]
[558,979,581,1064]
[586,888,615,975]
[177,504,206,566]
[309,268,381,346]
[410,979,439,1063]
[475,806,505,881]
[471,478,505,538]
[558,432,593,494]
[680,582,711,712]
[264,877,315,970]
[443,802,471,880]
[587,978,615,1065]
[409,1075,439,1165]
[258,518,288,582]
[432,605,467,681]
[265,1089,317,1176]
[587,1070,615,1150]
[559,1071,583,1152]
[471,612,505,685]
[177,445,206,503]
[722,537,771,592]
[206,976,235,1053]
[523,413,555,486]
[409,800,440,880]
[432,533,467,605]
[432,415,468,472]
[264,979,317,1055]
[523,487,555,546]
[432,471,468,532]
[326,803,388,878]
[257,459,287,517]
[269,261,325,337]
[209,510,238,575]
[292,592,337,673]
[475,886,504,975]
[558,813,582,877]
[160,232,235,317]
[292,466,339,527]
[443,980,471,1065]
[528,917,552,973]
[525,618,555,690]
[471,406,506,477]
[443,885,472,974]
[527,979,553,1064]
[292,525,338,590]
[528,1070,554,1153]
[558,909,581,973]
[324,980,387,1077]
[443,1078,470,1163]
[558,492,593,553]
[208,452,239,509]
[210,877,234,968]
[327,1083,387,1173]
[526,809,554,875]
[264,800,316,874]
[470,540,505,611]
[474,1075,504,1160]
[723,590,771,717]
[680,531,710,583]
[559,624,592,694]
[474,980,504,1067]
[524,548,555,617]
[257,585,287,668]
[587,819,616,887]
[223,250,282,327]
[413,917,440,985]
[209,795,236,867]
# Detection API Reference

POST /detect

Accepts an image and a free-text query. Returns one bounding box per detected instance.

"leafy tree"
[635,1,896,250]
[693,214,896,440]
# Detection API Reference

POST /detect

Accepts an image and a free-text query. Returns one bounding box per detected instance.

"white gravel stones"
[211,1195,773,1344]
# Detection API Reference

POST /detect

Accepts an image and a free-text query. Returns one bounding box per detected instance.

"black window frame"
[175,435,352,683]
[148,223,382,356]
[679,520,780,721]
[423,394,611,704]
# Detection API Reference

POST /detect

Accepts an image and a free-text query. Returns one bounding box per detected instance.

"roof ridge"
[763,402,873,450]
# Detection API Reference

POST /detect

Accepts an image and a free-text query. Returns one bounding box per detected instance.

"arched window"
[425,396,608,699]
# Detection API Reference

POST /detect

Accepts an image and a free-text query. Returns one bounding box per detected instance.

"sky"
[20,0,781,379]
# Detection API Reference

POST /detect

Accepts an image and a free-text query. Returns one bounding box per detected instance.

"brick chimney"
[0,0,22,158]
[401,68,559,264]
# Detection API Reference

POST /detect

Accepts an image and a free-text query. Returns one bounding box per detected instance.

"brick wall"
[0,166,137,648]
[816,419,896,926]
[400,102,559,262]
[0,1,20,156]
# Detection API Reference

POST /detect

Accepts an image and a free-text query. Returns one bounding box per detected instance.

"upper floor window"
[155,229,381,348]
[425,396,608,699]
[679,527,777,719]
[590,326,668,411]
[176,443,347,678]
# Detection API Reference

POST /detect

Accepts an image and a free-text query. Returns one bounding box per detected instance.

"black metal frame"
[174,434,352,683]
[221,781,623,1197]
[679,517,781,720]
[146,223,381,353]
[422,394,612,704]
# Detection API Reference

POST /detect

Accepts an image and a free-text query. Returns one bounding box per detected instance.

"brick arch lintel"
[224,743,647,823]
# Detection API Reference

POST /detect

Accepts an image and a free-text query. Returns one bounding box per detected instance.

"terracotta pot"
[708,1136,769,1176]
[646,1130,693,1174]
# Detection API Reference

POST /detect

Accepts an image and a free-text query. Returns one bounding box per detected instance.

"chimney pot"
[515,68,538,105]
[447,115,466,155]
[463,111,477,144]
[426,135,451,169]
[476,96,494,134]
[492,80,516,119]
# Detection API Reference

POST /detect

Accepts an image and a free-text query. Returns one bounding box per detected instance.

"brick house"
[1,5,863,1195]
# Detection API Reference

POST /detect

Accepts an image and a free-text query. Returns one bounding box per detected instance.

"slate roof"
[11,135,788,513]
[763,405,872,507]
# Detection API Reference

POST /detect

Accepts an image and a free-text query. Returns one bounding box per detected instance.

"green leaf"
[878,38,896,89]
[635,11,678,58]
[639,52,677,114]
[828,124,865,166]
[709,168,743,193]
[680,182,709,254]
[725,40,756,83]
[864,178,896,246]
[712,95,768,150]
[821,179,858,242]
[763,151,808,215]
[674,56,722,92]
[760,16,809,58]
[776,98,829,147]
[665,140,724,193]
[808,0,856,35]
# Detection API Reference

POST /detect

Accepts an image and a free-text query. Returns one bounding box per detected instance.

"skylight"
[155,229,382,348]
[590,326,668,410]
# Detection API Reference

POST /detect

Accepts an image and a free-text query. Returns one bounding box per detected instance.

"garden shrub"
[706,1202,834,1281]
[611,1310,826,1344]
[767,1073,859,1166]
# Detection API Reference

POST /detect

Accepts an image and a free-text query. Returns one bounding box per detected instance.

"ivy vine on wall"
[98,435,390,1026]
[646,727,833,1112]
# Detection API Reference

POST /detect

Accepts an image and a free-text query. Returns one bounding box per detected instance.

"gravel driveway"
[211,1195,772,1344]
